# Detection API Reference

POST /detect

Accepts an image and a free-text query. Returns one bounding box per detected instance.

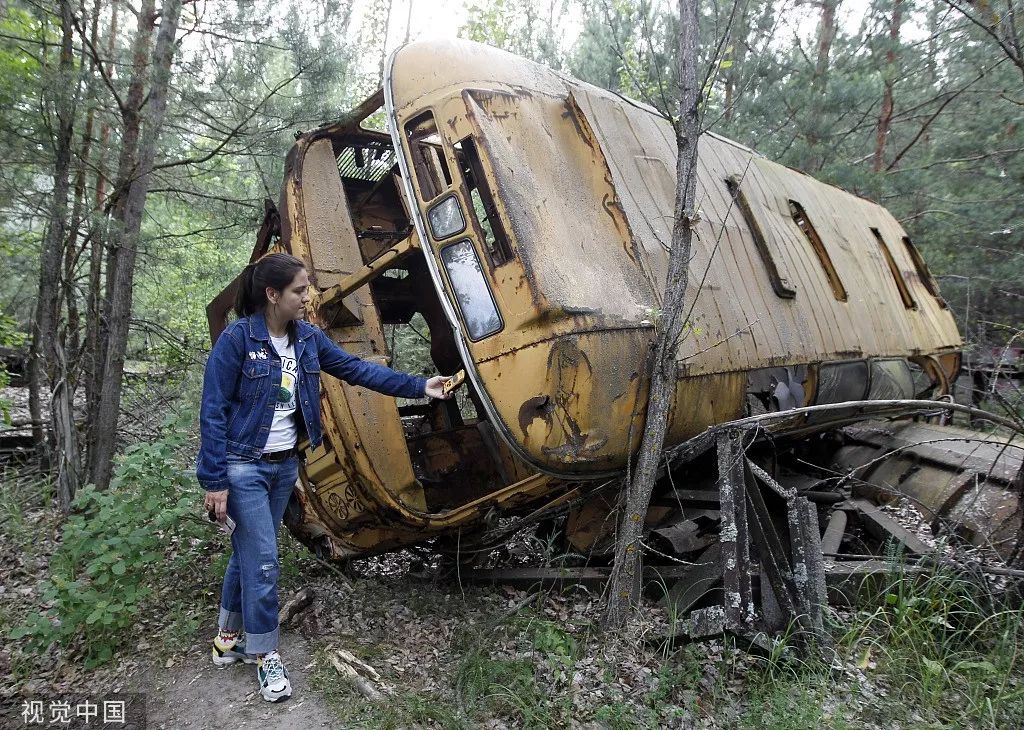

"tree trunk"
[873,0,903,173]
[65,0,104,376]
[604,0,700,629]
[803,0,841,171]
[723,2,750,123]
[83,0,118,441]
[813,0,840,94]
[86,0,155,484]
[33,0,81,510]
[88,0,182,490]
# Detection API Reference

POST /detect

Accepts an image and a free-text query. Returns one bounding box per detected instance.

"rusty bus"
[207,40,1021,619]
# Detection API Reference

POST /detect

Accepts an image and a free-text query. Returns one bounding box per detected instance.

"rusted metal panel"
[205,40,996,567]
[385,40,960,479]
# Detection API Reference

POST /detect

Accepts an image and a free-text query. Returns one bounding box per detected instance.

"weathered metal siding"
[571,84,959,375]
[388,40,960,477]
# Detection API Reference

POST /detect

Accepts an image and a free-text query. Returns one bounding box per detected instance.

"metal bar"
[820,509,848,555]
[744,462,799,620]
[659,489,721,509]
[847,498,933,555]
[664,400,1024,472]
[317,234,420,311]
[797,498,827,634]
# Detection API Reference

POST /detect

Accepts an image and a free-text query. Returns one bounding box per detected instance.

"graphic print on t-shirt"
[277,355,297,410]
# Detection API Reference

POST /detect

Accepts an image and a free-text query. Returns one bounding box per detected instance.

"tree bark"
[803,0,841,171]
[813,0,840,94]
[88,0,183,490]
[86,0,154,483]
[604,0,700,629]
[83,0,118,439]
[873,0,903,173]
[33,0,81,510]
[65,0,104,375]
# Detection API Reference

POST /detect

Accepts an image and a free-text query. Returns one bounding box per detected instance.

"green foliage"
[530,619,577,665]
[9,415,205,667]
[455,646,549,725]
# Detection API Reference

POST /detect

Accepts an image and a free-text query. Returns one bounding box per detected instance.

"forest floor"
[4,490,1024,729]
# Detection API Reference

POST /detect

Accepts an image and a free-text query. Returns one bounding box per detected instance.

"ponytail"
[233,263,259,319]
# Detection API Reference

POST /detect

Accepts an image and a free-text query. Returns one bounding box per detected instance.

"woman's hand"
[204,489,229,523]
[425,375,457,400]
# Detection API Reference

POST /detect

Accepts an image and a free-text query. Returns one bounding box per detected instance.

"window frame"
[789,200,848,302]
[439,238,504,341]
[455,135,515,268]
[427,194,468,241]
[871,228,916,310]
[404,110,453,203]
[726,176,796,299]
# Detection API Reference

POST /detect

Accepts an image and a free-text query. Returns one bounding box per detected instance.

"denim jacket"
[197,311,426,492]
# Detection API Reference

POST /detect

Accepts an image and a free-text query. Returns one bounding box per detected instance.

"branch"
[151,64,308,172]
[940,0,1024,78]
[70,12,128,115]
[885,66,996,171]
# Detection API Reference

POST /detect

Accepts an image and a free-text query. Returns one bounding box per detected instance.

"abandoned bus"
[208,39,990,563]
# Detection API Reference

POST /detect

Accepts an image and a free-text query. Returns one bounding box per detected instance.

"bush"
[10,416,206,666]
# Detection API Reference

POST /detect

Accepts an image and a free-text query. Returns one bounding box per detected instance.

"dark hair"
[234,252,307,343]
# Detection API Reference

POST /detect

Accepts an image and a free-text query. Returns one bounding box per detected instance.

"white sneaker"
[257,651,292,702]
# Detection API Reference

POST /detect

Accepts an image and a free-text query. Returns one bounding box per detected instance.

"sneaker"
[257,651,292,702]
[211,631,257,668]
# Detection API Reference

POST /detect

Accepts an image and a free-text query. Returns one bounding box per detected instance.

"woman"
[196,253,453,702]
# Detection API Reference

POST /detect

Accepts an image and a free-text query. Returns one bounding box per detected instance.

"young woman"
[196,253,453,702]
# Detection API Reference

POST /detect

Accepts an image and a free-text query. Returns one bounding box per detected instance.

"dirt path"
[141,629,342,729]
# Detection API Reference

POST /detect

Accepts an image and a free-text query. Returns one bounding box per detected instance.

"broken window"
[789,200,848,302]
[902,235,947,307]
[337,142,396,182]
[427,195,466,240]
[456,136,514,267]
[405,111,452,201]
[440,239,502,340]
[871,228,916,309]
[726,177,796,299]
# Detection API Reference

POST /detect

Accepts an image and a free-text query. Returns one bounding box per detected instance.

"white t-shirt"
[264,334,298,453]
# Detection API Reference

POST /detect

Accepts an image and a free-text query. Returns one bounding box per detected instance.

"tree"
[605,0,701,628]
[87,0,184,490]
[31,0,80,509]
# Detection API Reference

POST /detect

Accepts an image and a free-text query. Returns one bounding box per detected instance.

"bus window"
[456,136,514,267]
[440,239,503,340]
[902,235,947,307]
[405,111,452,201]
[789,200,848,302]
[871,228,916,309]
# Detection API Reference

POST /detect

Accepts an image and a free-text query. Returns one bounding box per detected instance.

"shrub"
[10,415,206,666]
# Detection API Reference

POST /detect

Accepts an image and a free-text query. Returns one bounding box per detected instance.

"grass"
[5,452,1021,729]
[304,562,1024,730]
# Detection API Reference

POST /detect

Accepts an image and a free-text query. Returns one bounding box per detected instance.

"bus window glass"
[456,136,514,266]
[428,195,466,239]
[440,240,502,340]
[405,112,452,201]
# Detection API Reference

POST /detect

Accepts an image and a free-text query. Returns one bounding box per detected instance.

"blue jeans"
[217,453,299,655]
